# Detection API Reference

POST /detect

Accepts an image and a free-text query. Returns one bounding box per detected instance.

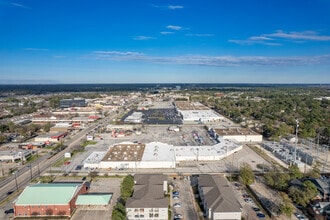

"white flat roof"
[178,110,223,121]
[174,138,240,159]
[142,142,175,162]
[84,151,107,164]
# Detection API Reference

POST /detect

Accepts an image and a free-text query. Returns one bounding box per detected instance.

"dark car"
[257,213,266,218]
[7,191,14,195]
[253,207,261,212]
[4,209,14,214]
[172,191,180,196]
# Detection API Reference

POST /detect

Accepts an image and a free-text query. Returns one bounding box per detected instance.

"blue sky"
[0,0,330,84]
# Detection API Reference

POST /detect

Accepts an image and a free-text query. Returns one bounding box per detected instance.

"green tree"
[288,186,307,207]
[288,180,318,207]
[306,162,321,179]
[264,170,290,191]
[121,175,134,201]
[112,209,125,220]
[278,192,294,217]
[238,163,255,185]
[0,134,7,143]
[288,164,303,179]
[43,122,52,132]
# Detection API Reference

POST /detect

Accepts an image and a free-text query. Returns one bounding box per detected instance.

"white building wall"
[213,211,241,220]
[99,161,175,169]
[126,207,168,220]
[222,135,262,143]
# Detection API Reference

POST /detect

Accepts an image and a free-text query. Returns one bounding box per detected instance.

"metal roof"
[76,194,112,205]
[15,183,83,205]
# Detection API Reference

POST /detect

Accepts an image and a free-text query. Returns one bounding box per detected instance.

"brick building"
[14,183,88,217]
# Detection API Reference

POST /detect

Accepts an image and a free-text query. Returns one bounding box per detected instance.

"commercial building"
[18,142,45,150]
[49,123,72,133]
[197,175,242,220]
[175,101,223,124]
[83,139,242,170]
[124,111,144,124]
[34,132,68,143]
[0,150,32,162]
[60,98,86,108]
[214,127,263,143]
[126,174,168,220]
[14,183,88,217]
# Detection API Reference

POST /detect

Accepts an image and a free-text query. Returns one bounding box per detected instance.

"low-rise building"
[126,174,168,220]
[14,183,88,218]
[197,174,242,220]
[60,98,86,108]
[214,127,262,143]
[0,150,32,162]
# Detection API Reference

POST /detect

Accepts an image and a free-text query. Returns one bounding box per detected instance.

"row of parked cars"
[172,191,182,220]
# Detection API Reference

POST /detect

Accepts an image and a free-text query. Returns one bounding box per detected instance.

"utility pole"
[14,172,19,192]
[29,163,33,180]
[294,120,299,164]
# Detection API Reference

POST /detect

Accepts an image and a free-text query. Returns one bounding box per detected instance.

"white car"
[173,203,181,208]
[174,213,183,218]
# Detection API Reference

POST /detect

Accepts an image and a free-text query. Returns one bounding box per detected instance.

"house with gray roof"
[126,174,168,220]
[197,174,242,220]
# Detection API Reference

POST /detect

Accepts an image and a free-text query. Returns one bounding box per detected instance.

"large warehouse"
[175,101,224,124]
[83,138,242,170]
[213,127,262,143]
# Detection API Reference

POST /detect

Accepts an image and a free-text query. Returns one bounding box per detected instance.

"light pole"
[14,172,19,192]
[230,151,237,181]
[0,160,3,177]
[38,162,40,177]
[294,120,299,164]
[29,163,33,180]
[196,148,199,162]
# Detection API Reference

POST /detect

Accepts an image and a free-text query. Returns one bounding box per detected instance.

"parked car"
[244,198,253,203]
[172,196,180,200]
[172,191,180,196]
[252,207,260,212]
[173,203,181,208]
[4,209,14,214]
[174,213,183,218]
[257,213,266,218]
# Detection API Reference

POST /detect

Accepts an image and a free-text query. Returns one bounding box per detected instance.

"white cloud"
[93,51,143,56]
[160,31,174,35]
[168,5,184,10]
[11,2,31,9]
[230,30,330,45]
[90,51,330,67]
[265,30,330,41]
[24,48,49,51]
[228,39,281,46]
[53,55,66,58]
[166,25,183,31]
[150,4,184,10]
[132,36,155,40]
[186,33,215,37]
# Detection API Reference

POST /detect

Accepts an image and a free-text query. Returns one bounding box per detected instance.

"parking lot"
[169,176,199,220]
[69,176,123,220]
